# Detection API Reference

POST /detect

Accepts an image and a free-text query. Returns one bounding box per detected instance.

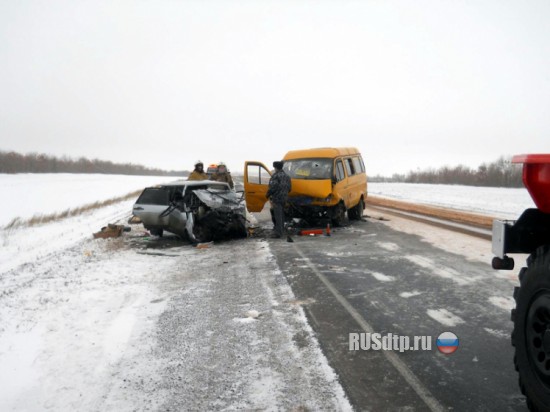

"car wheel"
[150,229,163,237]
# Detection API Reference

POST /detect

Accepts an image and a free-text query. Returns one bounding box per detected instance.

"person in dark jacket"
[266,161,291,238]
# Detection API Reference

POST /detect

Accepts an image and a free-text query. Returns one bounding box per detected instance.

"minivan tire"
[348,198,364,221]
[331,203,347,227]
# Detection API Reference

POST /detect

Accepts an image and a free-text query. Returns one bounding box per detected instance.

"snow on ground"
[369,182,535,219]
[0,173,174,226]
[0,199,351,411]
[426,308,465,327]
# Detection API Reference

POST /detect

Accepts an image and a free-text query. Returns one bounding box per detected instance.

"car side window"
[352,157,363,174]
[335,160,345,182]
[345,158,355,176]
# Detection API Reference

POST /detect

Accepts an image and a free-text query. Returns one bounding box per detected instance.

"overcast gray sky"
[1,0,549,176]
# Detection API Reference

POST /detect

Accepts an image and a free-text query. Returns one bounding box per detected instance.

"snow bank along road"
[0,193,527,410]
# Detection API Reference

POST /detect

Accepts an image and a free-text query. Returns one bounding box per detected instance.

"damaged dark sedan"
[132,180,247,243]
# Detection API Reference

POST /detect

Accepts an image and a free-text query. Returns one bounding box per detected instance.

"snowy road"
[264,206,527,411]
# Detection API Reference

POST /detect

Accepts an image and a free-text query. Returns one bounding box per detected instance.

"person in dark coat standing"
[266,161,292,238]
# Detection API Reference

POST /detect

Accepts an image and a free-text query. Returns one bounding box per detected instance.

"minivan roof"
[283,147,360,160]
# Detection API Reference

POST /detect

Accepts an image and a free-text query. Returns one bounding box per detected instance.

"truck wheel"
[348,198,364,221]
[512,245,550,411]
[331,203,346,227]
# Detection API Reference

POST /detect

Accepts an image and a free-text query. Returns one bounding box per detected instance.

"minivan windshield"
[283,158,333,180]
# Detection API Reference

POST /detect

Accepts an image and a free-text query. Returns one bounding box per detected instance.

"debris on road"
[297,225,332,237]
[127,215,142,224]
[93,224,130,239]
[195,241,213,249]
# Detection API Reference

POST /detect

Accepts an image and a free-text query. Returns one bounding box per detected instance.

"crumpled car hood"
[193,190,245,214]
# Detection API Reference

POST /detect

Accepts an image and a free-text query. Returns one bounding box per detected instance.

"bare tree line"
[0,150,189,176]
[370,156,524,188]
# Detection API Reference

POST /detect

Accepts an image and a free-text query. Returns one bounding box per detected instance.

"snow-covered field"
[0,173,175,227]
[369,182,535,220]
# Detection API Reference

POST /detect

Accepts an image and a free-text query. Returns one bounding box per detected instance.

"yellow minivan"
[244,147,367,226]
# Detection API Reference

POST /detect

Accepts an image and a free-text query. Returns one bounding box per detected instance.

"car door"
[132,187,171,222]
[244,161,272,212]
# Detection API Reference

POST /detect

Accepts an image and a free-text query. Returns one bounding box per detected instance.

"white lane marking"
[293,246,446,412]
[426,309,465,327]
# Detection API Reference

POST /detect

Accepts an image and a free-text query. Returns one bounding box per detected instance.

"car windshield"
[283,158,334,180]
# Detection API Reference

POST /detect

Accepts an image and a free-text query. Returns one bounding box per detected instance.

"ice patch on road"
[400,291,422,298]
[427,308,465,327]
[404,255,478,285]
[326,251,352,257]
[488,296,515,311]
[484,328,509,339]
[370,272,395,282]
[378,242,399,252]
[233,317,257,324]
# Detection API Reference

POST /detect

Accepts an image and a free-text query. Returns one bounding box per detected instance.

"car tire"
[150,229,163,237]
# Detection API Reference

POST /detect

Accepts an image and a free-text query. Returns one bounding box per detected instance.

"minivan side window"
[247,164,270,185]
[335,160,345,182]
[352,157,363,174]
[345,158,355,176]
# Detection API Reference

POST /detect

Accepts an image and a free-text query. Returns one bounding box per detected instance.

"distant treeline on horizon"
[0,150,189,177]
[1,150,522,187]
[370,156,523,188]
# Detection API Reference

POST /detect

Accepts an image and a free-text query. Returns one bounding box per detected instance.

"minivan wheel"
[331,203,346,227]
[349,198,364,221]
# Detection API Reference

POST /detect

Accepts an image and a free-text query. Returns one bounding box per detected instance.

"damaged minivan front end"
[132,180,247,243]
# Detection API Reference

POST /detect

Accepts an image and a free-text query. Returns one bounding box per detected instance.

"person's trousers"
[272,202,285,237]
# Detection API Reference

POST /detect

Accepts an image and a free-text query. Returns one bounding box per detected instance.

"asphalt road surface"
[254,205,527,412]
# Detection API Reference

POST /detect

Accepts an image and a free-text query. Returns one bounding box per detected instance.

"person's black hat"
[273,161,284,170]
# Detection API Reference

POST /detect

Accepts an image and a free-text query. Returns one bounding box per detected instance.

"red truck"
[492,154,550,411]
